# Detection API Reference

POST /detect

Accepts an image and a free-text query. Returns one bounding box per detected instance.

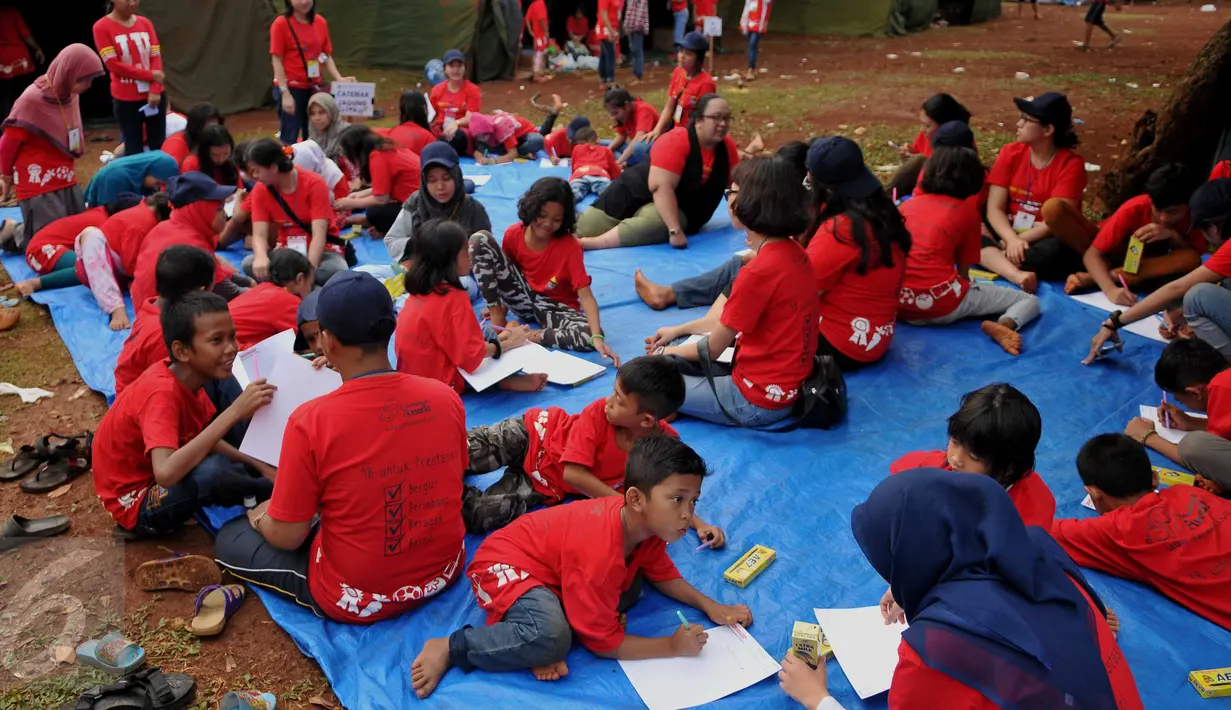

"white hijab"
[291,140,345,192]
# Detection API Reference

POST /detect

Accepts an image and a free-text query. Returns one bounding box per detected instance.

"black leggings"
[816,332,870,373]
[114,95,167,154]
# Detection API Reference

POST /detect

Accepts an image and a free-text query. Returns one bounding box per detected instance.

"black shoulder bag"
[268,187,357,267]
[695,337,847,431]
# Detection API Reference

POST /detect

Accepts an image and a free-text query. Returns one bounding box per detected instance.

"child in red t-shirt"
[228,249,312,350]
[431,49,482,156]
[890,383,1057,529]
[1054,433,1231,631]
[469,177,618,360]
[1063,163,1205,306]
[460,357,726,539]
[115,245,217,395]
[568,127,621,202]
[93,4,167,154]
[394,218,544,394]
[1125,338,1231,495]
[525,0,550,82]
[901,147,1041,356]
[566,8,590,53]
[889,93,971,197]
[93,291,276,534]
[335,126,421,237]
[411,436,751,697]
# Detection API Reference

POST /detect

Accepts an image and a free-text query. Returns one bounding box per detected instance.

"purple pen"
[695,538,713,551]
[1162,391,1172,428]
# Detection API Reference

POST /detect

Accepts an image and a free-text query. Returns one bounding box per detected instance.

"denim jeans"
[1184,280,1231,356]
[135,454,274,536]
[448,587,573,673]
[599,40,616,83]
[679,370,794,427]
[570,175,611,203]
[613,139,652,167]
[274,86,315,145]
[672,256,742,309]
[673,10,690,46]
[747,32,762,69]
[629,32,645,79]
[203,375,247,449]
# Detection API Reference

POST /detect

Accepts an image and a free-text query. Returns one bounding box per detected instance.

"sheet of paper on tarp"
[813,606,907,699]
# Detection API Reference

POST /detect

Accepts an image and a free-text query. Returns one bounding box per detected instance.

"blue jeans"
[679,371,794,427]
[672,256,743,309]
[570,175,611,203]
[274,86,315,145]
[673,9,690,46]
[613,139,651,166]
[1184,281,1231,356]
[487,133,545,158]
[135,454,274,536]
[204,375,247,448]
[747,32,762,69]
[448,587,573,673]
[599,40,616,83]
[629,32,645,79]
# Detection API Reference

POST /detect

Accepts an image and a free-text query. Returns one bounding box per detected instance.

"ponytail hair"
[245,138,295,173]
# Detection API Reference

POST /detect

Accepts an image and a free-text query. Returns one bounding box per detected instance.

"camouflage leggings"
[462,415,545,534]
[468,231,594,351]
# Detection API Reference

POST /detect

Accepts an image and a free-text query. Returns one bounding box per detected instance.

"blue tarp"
[4,160,1229,709]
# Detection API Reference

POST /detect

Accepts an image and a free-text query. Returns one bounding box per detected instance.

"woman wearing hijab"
[84,150,178,207]
[778,469,1143,710]
[382,141,490,263]
[291,139,347,202]
[0,44,104,253]
[306,92,347,162]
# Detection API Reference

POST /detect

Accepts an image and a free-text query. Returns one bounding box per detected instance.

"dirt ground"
[0,3,1224,708]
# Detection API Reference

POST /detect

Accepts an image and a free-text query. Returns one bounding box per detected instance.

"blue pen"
[676,610,690,629]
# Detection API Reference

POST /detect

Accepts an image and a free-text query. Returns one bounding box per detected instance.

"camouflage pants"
[463,415,545,534]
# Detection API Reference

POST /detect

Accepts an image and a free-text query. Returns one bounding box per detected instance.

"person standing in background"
[597,0,621,88]
[93,0,167,154]
[624,0,649,85]
[525,0,551,83]
[269,0,354,145]
[740,0,771,82]
[0,4,45,134]
[670,0,690,47]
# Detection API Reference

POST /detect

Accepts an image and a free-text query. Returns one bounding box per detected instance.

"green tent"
[714,0,1000,37]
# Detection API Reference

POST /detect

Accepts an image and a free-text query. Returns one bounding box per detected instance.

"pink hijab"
[2,44,104,158]
[467,112,520,147]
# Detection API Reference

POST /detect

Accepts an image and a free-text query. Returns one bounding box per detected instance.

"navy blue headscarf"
[852,469,1122,710]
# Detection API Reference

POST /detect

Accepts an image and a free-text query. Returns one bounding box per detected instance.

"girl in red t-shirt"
[431,50,483,156]
[470,177,618,362]
[335,125,421,237]
[396,218,544,393]
[181,124,241,190]
[778,470,1143,710]
[93,0,166,154]
[889,93,971,197]
[648,33,716,142]
[270,0,354,145]
[0,44,103,253]
[387,90,436,155]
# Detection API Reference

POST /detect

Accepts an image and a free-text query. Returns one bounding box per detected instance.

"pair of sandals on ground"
[0,432,92,552]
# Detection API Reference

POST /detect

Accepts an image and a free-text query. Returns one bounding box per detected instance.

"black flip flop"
[20,456,90,494]
[0,514,70,551]
[64,667,195,710]
[37,432,93,464]
[0,445,46,482]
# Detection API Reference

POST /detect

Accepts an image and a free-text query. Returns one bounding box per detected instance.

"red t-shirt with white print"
[93,15,163,101]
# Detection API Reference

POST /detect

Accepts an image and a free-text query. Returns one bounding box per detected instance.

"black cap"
[566,116,591,141]
[316,271,396,346]
[167,172,236,208]
[806,137,882,200]
[419,141,459,171]
[443,49,465,66]
[1190,179,1231,227]
[680,32,708,53]
[1014,92,1072,128]
[931,121,975,150]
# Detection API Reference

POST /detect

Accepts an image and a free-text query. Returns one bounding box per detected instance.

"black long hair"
[399,91,431,130]
[285,0,316,22]
[194,124,239,186]
[184,102,224,151]
[338,125,398,184]
[922,93,971,126]
[404,219,468,296]
[245,138,294,173]
[803,185,911,274]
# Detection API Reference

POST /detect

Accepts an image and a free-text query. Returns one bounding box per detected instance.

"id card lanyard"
[53,92,81,154]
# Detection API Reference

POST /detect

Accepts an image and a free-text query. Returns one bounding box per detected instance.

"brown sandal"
[134,554,221,592]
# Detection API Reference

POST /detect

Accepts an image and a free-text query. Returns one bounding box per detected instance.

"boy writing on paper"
[92,292,277,536]
[891,383,1056,528]
[461,356,724,546]
[1053,433,1231,631]
[411,436,753,698]
[1124,338,1231,495]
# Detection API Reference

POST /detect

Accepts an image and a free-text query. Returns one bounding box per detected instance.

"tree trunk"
[1101,18,1231,211]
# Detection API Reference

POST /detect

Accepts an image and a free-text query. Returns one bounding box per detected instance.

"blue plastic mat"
[8,160,1231,708]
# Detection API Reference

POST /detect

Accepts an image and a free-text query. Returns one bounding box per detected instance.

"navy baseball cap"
[680,32,708,53]
[806,137,882,200]
[419,141,459,171]
[294,289,321,351]
[1190,179,1231,227]
[316,271,396,346]
[566,116,591,141]
[166,172,236,208]
[1014,91,1072,128]
[931,121,975,150]
[443,49,465,66]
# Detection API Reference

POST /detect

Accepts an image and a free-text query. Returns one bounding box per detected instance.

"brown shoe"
[0,308,18,332]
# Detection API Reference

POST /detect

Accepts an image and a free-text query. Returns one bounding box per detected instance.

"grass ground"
[0,3,1224,707]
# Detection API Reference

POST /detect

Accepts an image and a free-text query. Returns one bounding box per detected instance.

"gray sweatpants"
[905,282,1041,330]
[1183,281,1231,357]
[1179,431,1231,491]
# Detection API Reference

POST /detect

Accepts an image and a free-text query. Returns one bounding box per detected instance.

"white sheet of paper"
[619,624,780,710]
[465,174,493,186]
[1069,291,1168,343]
[231,329,296,389]
[813,606,907,699]
[1082,494,1096,510]
[458,342,551,392]
[735,248,752,258]
[239,352,342,466]
[1140,405,1206,444]
[682,334,735,364]
[540,157,570,168]
[138,102,160,117]
[544,349,606,386]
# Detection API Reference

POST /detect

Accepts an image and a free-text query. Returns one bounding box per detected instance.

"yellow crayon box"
[724,544,776,588]
[791,622,833,667]
[968,268,999,282]
[1122,235,1144,275]
[1189,667,1231,698]
[1154,465,1196,488]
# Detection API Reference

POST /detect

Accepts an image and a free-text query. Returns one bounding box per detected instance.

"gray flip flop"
[0,514,70,551]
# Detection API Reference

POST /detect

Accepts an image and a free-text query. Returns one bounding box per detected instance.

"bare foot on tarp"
[1064,271,1093,294]
[1011,271,1038,295]
[109,307,131,331]
[530,660,569,682]
[410,637,452,699]
[1196,475,1227,497]
[982,321,1022,356]
[634,269,676,310]
[14,278,40,297]
[499,372,549,392]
